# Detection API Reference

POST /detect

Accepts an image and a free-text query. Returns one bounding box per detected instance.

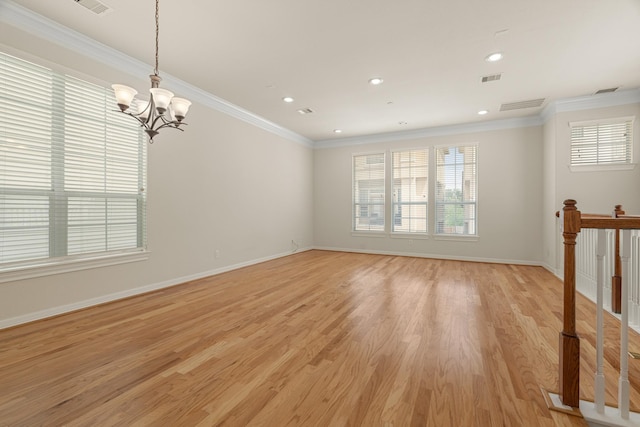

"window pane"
[353,153,385,231]
[436,145,477,235]
[571,120,632,165]
[392,149,428,233]
[0,51,147,269]
[0,195,50,263]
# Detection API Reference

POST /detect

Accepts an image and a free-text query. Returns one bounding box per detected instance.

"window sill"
[434,234,479,242]
[390,233,429,240]
[351,231,387,238]
[569,163,636,172]
[0,250,149,284]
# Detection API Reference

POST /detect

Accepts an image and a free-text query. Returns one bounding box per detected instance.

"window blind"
[353,153,385,231]
[392,149,428,233]
[570,119,633,165]
[0,52,146,267]
[435,145,477,236]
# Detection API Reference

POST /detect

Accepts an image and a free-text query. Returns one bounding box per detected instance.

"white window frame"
[569,117,636,172]
[434,144,478,238]
[352,152,386,234]
[0,51,148,283]
[391,148,429,235]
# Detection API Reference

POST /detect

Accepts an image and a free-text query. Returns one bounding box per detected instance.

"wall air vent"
[481,73,502,83]
[73,0,112,15]
[499,98,545,111]
[595,87,619,95]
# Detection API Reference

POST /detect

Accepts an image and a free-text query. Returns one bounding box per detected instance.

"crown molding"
[0,0,314,148]
[314,116,543,149]
[540,88,640,124]
[320,89,640,149]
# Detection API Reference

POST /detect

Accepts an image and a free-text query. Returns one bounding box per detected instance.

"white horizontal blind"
[570,119,632,165]
[353,153,385,231]
[435,145,477,235]
[0,52,146,267]
[392,149,428,233]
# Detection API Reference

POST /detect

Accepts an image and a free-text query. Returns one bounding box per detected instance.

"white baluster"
[594,229,606,413]
[619,229,631,419]
[632,233,640,327]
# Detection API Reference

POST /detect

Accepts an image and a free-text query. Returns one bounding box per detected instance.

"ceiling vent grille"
[500,98,545,111]
[297,108,314,115]
[481,73,502,83]
[595,87,619,95]
[73,0,112,15]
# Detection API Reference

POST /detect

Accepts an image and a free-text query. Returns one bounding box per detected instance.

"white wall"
[542,116,559,273]
[0,24,314,327]
[543,103,640,275]
[314,126,544,264]
[553,104,640,213]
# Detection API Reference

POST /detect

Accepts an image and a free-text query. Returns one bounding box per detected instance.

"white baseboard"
[541,263,561,280]
[0,247,313,330]
[313,246,543,267]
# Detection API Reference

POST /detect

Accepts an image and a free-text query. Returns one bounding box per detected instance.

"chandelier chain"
[154,0,159,76]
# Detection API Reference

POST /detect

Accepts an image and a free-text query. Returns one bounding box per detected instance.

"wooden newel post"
[611,205,625,314]
[559,199,581,407]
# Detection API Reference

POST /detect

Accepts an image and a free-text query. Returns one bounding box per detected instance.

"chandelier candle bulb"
[171,98,192,121]
[149,88,174,113]
[112,84,137,111]
[137,100,150,120]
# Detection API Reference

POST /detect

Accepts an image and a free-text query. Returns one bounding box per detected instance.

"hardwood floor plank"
[3,250,639,425]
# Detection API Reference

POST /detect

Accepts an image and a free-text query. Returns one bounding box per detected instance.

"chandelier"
[111,0,191,143]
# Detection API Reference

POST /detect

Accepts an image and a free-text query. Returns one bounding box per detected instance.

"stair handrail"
[558,199,640,416]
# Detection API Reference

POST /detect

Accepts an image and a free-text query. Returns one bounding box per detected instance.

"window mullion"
[50,73,67,258]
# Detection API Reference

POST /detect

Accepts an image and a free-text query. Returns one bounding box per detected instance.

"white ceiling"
[7,0,640,143]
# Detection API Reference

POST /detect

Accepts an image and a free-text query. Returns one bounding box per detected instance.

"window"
[435,145,477,236]
[353,153,385,231]
[0,52,146,269]
[392,149,428,233]
[570,118,633,166]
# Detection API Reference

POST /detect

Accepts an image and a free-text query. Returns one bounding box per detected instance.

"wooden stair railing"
[612,205,625,314]
[558,199,640,412]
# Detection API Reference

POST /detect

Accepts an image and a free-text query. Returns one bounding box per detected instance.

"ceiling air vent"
[297,108,314,115]
[500,98,545,111]
[595,87,618,95]
[481,73,502,83]
[73,0,112,15]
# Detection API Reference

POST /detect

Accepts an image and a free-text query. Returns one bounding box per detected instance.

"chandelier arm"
[114,109,152,129]
[155,123,186,132]
[148,113,169,131]
[152,117,187,131]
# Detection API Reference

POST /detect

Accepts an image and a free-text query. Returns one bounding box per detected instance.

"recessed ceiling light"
[369,77,384,85]
[333,129,342,133]
[282,97,294,103]
[478,110,489,115]
[485,52,503,62]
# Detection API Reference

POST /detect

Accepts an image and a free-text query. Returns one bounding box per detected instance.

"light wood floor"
[1,250,639,426]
